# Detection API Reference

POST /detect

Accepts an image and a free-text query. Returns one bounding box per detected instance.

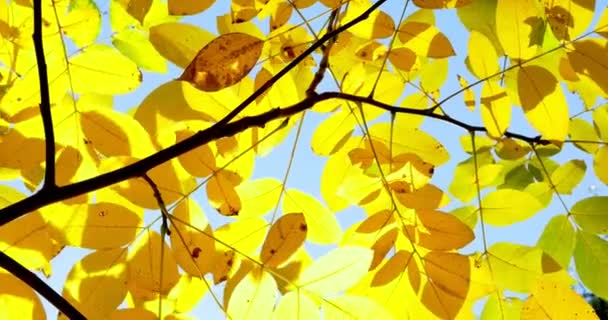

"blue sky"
[29,0,608,318]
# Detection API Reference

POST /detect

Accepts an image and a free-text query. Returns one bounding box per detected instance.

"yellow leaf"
[112,28,167,72]
[518,65,569,141]
[398,22,455,58]
[231,0,257,23]
[323,295,395,320]
[468,30,499,79]
[542,0,595,41]
[568,39,608,96]
[496,0,543,59]
[60,0,101,47]
[283,189,342,244]
[0,270,45,320]
[214,217,269,255]
[127,230,180,296]
[413,0,472,8]
[70,44,142,94]
[481,189,543,226]
[207,170,242,216]
[149,22,215,68]
[594,145,608,185]
[110,308,157,320]
[311,108,356,156]
[421,252,471,319]
[179,32,263,92]
[457,75,476,111]
[63,249,128,319]
[50,202,142,249]
[569,118,600,154]
[273,291,320,320]
[169,199,217,277]
[236,178,283,218]
[481,294,523,320]
[228,269,278,320]
[521,276,599,320]
[81,109,156,158]
[168,0,214,15]
[260,213,307,268]
[298,246,373,296]
[480,81,511,138]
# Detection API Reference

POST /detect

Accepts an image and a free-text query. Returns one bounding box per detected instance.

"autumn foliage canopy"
[1,0,608,319]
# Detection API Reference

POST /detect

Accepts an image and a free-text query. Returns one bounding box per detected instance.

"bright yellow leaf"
[468,31,500,79]
[496,0,543,59]
[283,189,342,244]
[480,81,511,138]
[227,268,277,320]
[273,291,320,320]
[398,22,455,58]
[149,22,215,68]
[0,270,45,320]
[481,189,543,226]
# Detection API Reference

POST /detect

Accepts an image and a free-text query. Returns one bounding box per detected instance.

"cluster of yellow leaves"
[0,0,607,319]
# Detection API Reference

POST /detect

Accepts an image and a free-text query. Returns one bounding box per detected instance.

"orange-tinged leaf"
[231,0,257,23]
[179,32,263,92]
[260,213,307,268]
[298,246,373,295]
[496,0,543,59]
[421,252,471,319]
[63,249,128,319]
[369,228,398,269]
[518,65,569,141]
[389,47,419,72]
[395,184,448,211]
[207,170,243,216]
[168,0,214,15]
[398,22,455,58]
[468,30,499,79]
[480,81,511,138]
[568,39,608,96]
[521,276,598,320]
[273,291,320,320]
[357,210,395,233]
[176,130,217,177]
[283,189,342,244]
[227,269,278,320]
[169,199,217,276]
[127,231,180,296]
[371,250,413,286]
[117,0,151,23]
[542,0,595,41]
[0,270,45,320]
[149,22,215,68]
[416,210,475,250]
[481,189,543,226]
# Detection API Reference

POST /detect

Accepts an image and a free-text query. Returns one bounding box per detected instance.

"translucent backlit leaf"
[574,231,608,299]
[227,269,277,320]
[117,0,152,23]
[542,0,595,41]
[179,32,263,92]
[283,189,342,244]
[593,105,608,141]
[323,295,394,320]
[0,270,45,320]
[468,31,499,79]
[169,199,217,277]
[413,0,472,8]
[522,276,598,319]
[481,294,523,320]
[128,231,180,295]
[168,0,214,15]
[63,249,128,318]
[69,44,141,94]
[298,246,373,296]
[571,196,608,234]
[480,81,510,138]
[214,218,268,255]
[568,39,608,97]
[176,130,217,177]
[398,22,455,58]
[537,214,575,269]
[481,189,543,226]
[311,108,356,156]
[594,145,608,185]
[149,22,215,68]
[550,159,586,194]
[421,252,471,319]
[112,28,167,72]
[496,0,543,59]
[273,291,320,320]
[569,118,600,153]
[50,202,142,249]
[207,170,242,216]
[260,213,307,268]
[457,75,476,111]
[416,210,475,250]
[518,65,569,141]
[236,178,283,218]
[60,0,101,47]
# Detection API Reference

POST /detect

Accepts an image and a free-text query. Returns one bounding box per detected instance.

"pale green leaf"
[571,196,608,234]
[536,214,575,269]
[574,231,608,299]
[481,189,543,226]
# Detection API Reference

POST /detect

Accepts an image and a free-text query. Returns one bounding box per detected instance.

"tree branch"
[33,0,56,189]
[0,251,85,319]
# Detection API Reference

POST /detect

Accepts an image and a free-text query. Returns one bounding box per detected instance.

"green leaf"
[536,214,575,269]
[550,159,586,194]
[112,28,167,73]
[480,189,543,226]
[574,231,608,299]
[571,196,608,234]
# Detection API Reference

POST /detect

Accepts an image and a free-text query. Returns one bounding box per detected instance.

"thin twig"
[33,0,56,189]
[0,251,85,319]
[141,174,171,236]
[306,9,339,96]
